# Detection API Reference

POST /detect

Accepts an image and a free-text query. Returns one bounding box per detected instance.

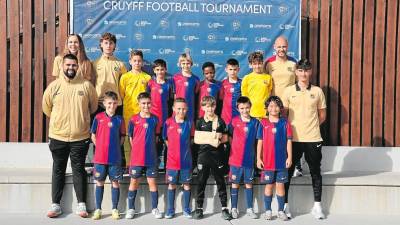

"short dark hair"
[296,58,312,70]
[265,96,284,111]
[174,97,186,105]
[104,91,118,101]
[153,59,167,69]
[137,92,151,101]
[236,96,252,108]
[63,53,78,63]
[130,49,143,59]
[226,58,239,67]
[248,51,264,63]
[202,61,215,71]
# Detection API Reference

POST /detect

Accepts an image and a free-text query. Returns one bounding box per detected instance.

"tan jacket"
[42,74,98,142]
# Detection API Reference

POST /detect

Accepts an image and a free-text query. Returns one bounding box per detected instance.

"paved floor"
[1,212,398,225]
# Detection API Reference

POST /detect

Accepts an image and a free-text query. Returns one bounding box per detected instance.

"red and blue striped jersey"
[172,73,200,121]
[162,117,193,170]
[197,79,222,118]
[228,116,260,168]
[147,78,173,134]
[91,112,125,165]
[257,118,293,170]
[128,114,158,167]
[220,78,242,125]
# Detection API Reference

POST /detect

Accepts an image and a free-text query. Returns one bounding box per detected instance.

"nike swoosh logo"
[218,165,224,169]
[317,144,322,147]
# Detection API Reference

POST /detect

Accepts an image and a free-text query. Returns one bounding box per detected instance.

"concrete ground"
[1,212,398,225]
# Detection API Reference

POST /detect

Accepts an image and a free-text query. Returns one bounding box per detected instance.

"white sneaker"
[264,210,272,220]
[231,208,239,219]
[152,208,163,219]
[277,211,289,221]
[246,208,257,219]
[293,168,303,177]
[47,203,62,218]
[311,204,325,219]
[125,209,135,219]
[76,202,88,218]
[283,203,292,219]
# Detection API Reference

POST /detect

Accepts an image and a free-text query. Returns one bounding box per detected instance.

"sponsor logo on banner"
[278,4,289,15]
[287,51,295,57]
[182,35,199,42]
[279,24,296,30]
[82,33,101,39]
[104,20,127,26]
[86,18,94,25]
[207,33,217,42]
[134,32,144,41]
[225,37,248,42]
[231,50,248,56]
[249,23,272,29]
[158,48,176,55]
[135,20,151,27]
[129,48,151,54]
[232,20,241,31]
[201,50,224,55]
[208,22,224,29]
[177,22,200,27]
[115,34,127,39]
[85,47,101,53]
[254,37,271,43]
[152,35,176,40]
[160,19,169,29]
[86,0,97,7]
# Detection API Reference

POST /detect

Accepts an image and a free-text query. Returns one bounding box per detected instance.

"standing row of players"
[45,32,326,221]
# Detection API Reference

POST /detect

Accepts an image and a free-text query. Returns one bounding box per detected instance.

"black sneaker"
[193,208,204,219]
[221,208,232,220]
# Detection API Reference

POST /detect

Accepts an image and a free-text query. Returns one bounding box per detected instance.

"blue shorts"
[93,164,123,181]
[129,166,158,179]
[229,166,254,184]
[166,169,192,184]
[261,170,288,184]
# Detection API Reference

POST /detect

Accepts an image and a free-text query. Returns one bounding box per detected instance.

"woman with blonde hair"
[52,34,94,83]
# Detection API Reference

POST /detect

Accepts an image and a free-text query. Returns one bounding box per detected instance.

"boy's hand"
[286,158,292,168]
[256,159,264,170]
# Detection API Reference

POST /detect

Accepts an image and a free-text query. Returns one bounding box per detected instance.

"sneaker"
[264,210,272,220]
[221,208,232,220]
[283,203,292,219]
[91,209,102,220]
[125,209,135,219]
[76,202,88,218]
[164,210,175,219]
[293,168,303,177]
[193,208,204,219]
[111,209,120,220]
[246,208,257,219]
[231,208,239,219]
[183,209,192,219]
[152,208,163,219]
[47,203,62,218]
[311,204,325,219]
[277,211,289,221]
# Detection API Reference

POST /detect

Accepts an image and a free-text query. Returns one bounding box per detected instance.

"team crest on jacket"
[272,128,277,134]
[143,123,148,129]
[78,91,84,96]
[243,127,248,133]
[310,94,315,99]
[184,81,189,86]
[108,122,113,128]
[114,66,119,72]
[207,88,211,93]
[229,87,235,93]
[177,128,182,134]
[158,89,163,94]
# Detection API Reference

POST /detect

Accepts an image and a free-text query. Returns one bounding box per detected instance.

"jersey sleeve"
[52,56,62,77]
[162,120,169,140]
[195,119,202,131]
[120,117,126,136]
[318,88,327,109]
[219,82,225,100]
[146,81,151,93]
[286,119,293,140]
[241,76,249,97]
[90,116,98,134]
[119,74,126,100]
[127,119,134,138]
[256,120,264,140]
[282,87,290,108]
[227,122,234,136]
[217,118,227,133]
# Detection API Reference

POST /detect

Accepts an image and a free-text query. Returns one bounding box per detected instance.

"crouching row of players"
[90,91,292,221]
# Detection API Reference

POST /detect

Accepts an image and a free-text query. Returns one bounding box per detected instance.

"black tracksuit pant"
[195,152,228,209]
[285,141,323,203]
[49,138,90,204]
